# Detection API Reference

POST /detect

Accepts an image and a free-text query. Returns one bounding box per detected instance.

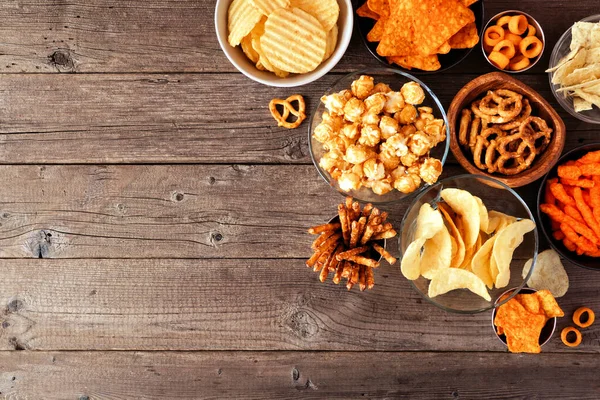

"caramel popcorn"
[313,75,446,195]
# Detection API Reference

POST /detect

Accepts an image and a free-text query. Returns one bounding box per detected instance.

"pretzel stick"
[308,222,341,234]
[333,261,345,284]
[338,204,351,246]
[366,267,375,289]
[373,229,397,240]
[311,230,335,250]
[345,255,380,268]
[337,246,369,261]
[359,266,367,291]
[373,243,397,265]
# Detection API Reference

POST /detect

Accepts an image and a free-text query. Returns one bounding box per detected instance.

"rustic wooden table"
[0,0,599,398]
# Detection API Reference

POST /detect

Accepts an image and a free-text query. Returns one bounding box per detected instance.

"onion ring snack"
[561,326,582,347]
[573,307,595,328]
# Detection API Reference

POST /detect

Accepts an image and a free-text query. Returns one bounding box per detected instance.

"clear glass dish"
[548,14,600,124]
[399,174,539,314]
[308,68,450,204]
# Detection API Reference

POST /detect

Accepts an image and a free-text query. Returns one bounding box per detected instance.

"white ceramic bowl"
[214,0,353,87]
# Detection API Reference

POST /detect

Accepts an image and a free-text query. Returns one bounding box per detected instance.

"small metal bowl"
[491,287,557,348]
[481,10,545,73]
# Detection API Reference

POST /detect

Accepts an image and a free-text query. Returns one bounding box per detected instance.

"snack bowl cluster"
[309,68,450,204]
[214,0,354,87]
[400,174,538,314]
[548,14,600,124]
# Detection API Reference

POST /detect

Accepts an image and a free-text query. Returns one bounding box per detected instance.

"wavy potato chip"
[249,0,290,16]
[428,268,491,301]
[228,0,264,47]
[493,219,536,289]
[421,224,452,279]
[260,7,327,74]
[241,34,260,63]
[290,0,339,31]
[324,24,339,61]
[522,249,569,297]
[250,18,290,77]
[440,188,480,250]
[471,235,496,289]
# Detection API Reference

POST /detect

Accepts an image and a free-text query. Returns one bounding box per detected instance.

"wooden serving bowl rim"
[448,72,566,188]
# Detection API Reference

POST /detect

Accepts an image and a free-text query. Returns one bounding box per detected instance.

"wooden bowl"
[448,72,566,188]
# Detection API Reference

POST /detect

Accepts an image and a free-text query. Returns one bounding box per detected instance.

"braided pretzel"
[269,94,306,129]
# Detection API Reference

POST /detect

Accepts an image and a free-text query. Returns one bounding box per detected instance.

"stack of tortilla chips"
[357,0,480,71]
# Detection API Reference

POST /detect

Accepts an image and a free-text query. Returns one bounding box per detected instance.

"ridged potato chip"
[428,268,491,301]
[241,34,259,63]
[421,224,452,279]
[249,0,290,16]
[440,188,480,250]
[228,0,263,47]
[260,7,327,74]
[493,219,536,289]
[324,24,339,61]
[290,0,340,31]
[522,249,569,298]
[250,18,290,77]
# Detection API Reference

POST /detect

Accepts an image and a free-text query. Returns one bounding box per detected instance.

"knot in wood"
[171,191,184,202]
[48,49,75,71]
[211,232,223,244]
[286,310,318,339]
[7,299,24,313]
[283,136,307,160]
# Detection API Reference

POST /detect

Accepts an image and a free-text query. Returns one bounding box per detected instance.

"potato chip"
[492,219,536,289]
[571,21,596,51]
[522,249,569,297]
[471,235,496,289]
[250,18,290,78]
[421,224,452,279]
[407,0,475,56]
[440,188,480,250]
[401,203,444,280]
[439,203,465,268]
[241,34,260,63]
[228,0,264,47]
[290,0,340,31]
[449,22,479,49]
[485,210,516,234]
[457,229,482,271]
[260,7,327,74]
[574,97,594,112]
[249,0,290,16]
[324,24,339,61]
[428,268,491,301]
[474,196,489,233]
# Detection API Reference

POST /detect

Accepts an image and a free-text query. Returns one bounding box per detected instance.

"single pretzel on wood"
[269,94,307,129]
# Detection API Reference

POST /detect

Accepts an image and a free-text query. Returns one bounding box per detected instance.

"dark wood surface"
[0,0,599,398]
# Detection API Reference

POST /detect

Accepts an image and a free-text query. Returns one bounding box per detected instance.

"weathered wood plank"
[0,351,598,399]
[0,163,545,259]
[0,0,596,74]
[0,258,597,351]
[0,73,596,165]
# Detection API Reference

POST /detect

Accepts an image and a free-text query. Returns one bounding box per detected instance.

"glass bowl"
[354,0,484,74]
[548,14,600,124]
[308,68,450,204]
[399,174,539,314]
[537,143,600,271]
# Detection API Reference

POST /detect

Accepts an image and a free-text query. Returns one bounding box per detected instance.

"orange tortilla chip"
[367,17,387,42]
[409,0,475,56]
[535,289,565,318]
[449,22,479,49]
[495,298,546,353]
[514,294,544,316]
[376,0,412,56]
[367,0,388,16]
[387,54,441,71]
[437,41,451,54]
[357,2,379,20]
[460,0,479,6]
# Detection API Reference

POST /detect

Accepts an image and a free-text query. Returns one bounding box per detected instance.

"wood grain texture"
[0,164,500,259]
[0,258,597,352]
[0,351,599,399]
[0,73,596,165]
[0,0,597,74]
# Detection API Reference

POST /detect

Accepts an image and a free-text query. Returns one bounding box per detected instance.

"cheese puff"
[553,230,566,241]
[560,223,597,253]
[579,163,600,176]
[563,238,577,252]
[558,165,582,180]
[544,181,556,205]
[540,204,599,244]
[550,183,576,206]
[574,187,600,240]
[591,186,600,209]
[578,150,600,164]
[564,205,584,223]
[560,178,595,188]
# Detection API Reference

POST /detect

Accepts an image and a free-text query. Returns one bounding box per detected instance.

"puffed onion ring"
[561,326,582,347]
[520,36,543,58]
[573,307,595,329]
[509,15,528,35]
